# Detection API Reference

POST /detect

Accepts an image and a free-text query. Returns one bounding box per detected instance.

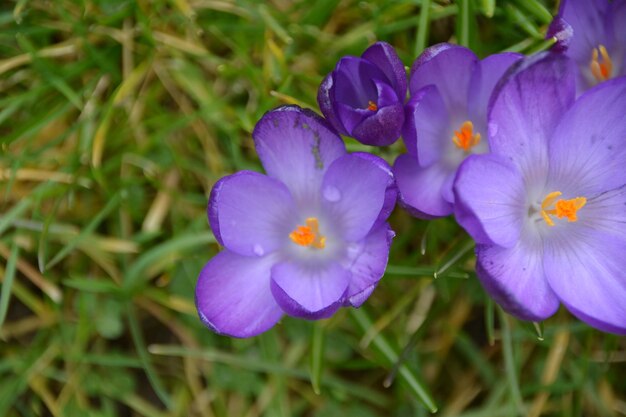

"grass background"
[1,0,624,416]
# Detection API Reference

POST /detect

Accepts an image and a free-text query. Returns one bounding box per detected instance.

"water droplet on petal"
[488,122,499,138]
[347,243,360,258]
[253,244,265,256]
[323,185,341,202]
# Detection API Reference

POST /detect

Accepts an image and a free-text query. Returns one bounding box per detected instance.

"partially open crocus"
[393,44,521,218]
[317,42,406,146]
[548,0,626,93]
[196,106,396,338]
[454,52,626,334]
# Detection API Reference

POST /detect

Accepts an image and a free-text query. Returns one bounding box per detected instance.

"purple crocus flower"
[454,52,626,334]
[548,0,626,93]
[317,41,407,146]
[393,44,521,218]
[196,106,396,338]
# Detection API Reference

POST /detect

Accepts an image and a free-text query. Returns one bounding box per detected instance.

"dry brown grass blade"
[528,330,570,417]
[142,169,180,233]
[0,242,62,303]
[0,41,77,76]
[153,62,223,173]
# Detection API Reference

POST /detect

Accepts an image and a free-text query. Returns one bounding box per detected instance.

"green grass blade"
[45,192,122,270]
[149,345,390,406]
[533,321,544,341]
[0,198,32,236]
[501,37,536,53]
[0,182,60,236]
[434,239,474,279]
[63,277,121,293]
[259,331,290,417]
[498,308,525,415]
[457,0,470,47]
[455,332,497,386]
[66,353,143,368]
[385,264,468,279]
[1,101,73,146]
[310,321,325,395]
[123,232,216,292]
[431,4,458,20]
[126,303,173,409]
[507,4,543,39]
[526,36,558,54]
[513,0,553,24]
[486,298,495,346]
[415,0,431,57]
[480,0,495,17]
[15,34,83,109]
[258,4,293,44]
[0,242,19,328]
[37,197,62,272]
[351,308,438,413]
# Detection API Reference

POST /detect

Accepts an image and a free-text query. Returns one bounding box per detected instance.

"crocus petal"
[613,0,626,51]
[336,103,371,134]
[548,77,626,196]
[321,154,391,240]
[613,1,626,82]
[209,171,297,257]
[547,15,574,53]
[270,261,350,319]
[409,43,477,113]
[582,185,626,236]
[342,224,394,307]
[467,52,523,127]
[352,103,404,146]
[402,84,450,164]
[454,154,525,248]
[207,176,225,246]
[361,41,407,100]
[488,52,575,184]
[196,250,283,338]
[317,73,348,135]
[476,241,560,321]
[558,0,611,64]
[393,154,453,218]
[253,106,346,204]
[374,78,401,109]
[333,56,386,108]
[544,227,626,335]
[351,152,397,229]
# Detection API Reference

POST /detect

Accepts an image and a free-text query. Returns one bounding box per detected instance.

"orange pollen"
[452,120,481,152]
[289,217,326,249]
[367,100,378,112]
[540,191,587,227]
[590,45,613,82]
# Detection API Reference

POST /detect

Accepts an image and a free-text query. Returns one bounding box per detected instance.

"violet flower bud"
[317,42,407,146]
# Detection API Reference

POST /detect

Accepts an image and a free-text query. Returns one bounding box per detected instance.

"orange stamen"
[540,191,587,227]
[590,45,613,82]
[367,100,378,111]
[289,217,326,249]
[452,120,481,152]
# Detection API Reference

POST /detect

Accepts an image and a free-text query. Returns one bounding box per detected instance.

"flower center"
[452,120,481,152]
[367,100,378,112]
[289,217,326,249]
[540,191,587,227]
[590,45,613,82]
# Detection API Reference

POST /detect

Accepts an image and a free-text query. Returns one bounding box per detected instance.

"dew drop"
[347,243,360,258]
[488,122,499,138]
[253,244,265,256]
[323,185,341,202]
